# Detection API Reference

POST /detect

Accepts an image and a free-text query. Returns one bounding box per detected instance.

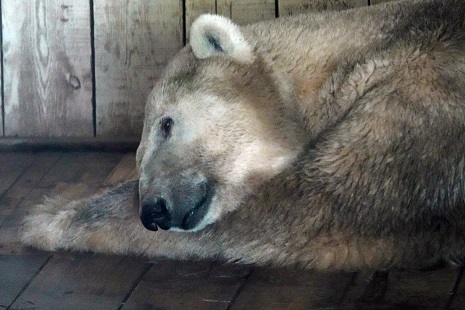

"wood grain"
[340,268,465,309]
[379,269,463,309]
[101,152,137,189]
[36,152,124,190]
[122,260,252,310]
[0,57,2,137]
[279,0,367,16]
[0,255,51,307]
[230,267,354,309]
[0,152,61,226]
[370,0,395,5]
[94,0,183,138]
[2,0,93,137]
[217,0,276,24]
[9,253,150,310]
[0,153,36,196]
[451,268,465,309]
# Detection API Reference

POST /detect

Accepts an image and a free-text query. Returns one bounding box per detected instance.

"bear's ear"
[190,14,255,64]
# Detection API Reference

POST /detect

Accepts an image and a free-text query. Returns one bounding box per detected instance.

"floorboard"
[0,153,36,197]
[121,260,252,310]
[340,268,465,309]
[101,153,137,189]
[8,253,150,310]
[0,254,51,309]
[451,269,465,309]
[0,152,62,227]
[381,269,463,309]
[35,152,124,190]
[230,267,355,310]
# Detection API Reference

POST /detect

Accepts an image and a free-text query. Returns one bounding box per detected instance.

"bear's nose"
[140,198,171,231]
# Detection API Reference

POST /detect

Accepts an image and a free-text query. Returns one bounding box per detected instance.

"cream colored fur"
[190,14,255,64]
[22,0,465,270]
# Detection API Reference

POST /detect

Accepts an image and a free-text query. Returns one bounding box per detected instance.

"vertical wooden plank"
[216,0,276,25]
[279,0,367,16]
[1,47,3,137]
[94,0,183,138]
[185,0,216,38]
[3,0,93,137]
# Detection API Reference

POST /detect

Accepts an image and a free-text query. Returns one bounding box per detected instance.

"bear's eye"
[160,117,173,138]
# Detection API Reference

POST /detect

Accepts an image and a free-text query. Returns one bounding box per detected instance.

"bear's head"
[136,14,307,232]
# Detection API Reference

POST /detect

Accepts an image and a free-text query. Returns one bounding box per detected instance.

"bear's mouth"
[181,183,214,230]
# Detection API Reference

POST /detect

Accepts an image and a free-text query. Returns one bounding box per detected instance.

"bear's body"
[23,0,465,270]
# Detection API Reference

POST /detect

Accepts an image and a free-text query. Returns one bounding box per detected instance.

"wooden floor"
[0,151,464,310]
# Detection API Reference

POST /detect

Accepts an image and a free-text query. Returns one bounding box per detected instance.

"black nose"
[140,198,171,231]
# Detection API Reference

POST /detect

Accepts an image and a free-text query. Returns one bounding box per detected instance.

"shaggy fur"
[23,0,465,271]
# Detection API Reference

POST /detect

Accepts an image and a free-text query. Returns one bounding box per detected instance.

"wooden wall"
[0,0,396,140]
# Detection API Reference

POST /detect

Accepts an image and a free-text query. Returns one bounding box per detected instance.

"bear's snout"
[140,197,170,231]
[139,177,214,231]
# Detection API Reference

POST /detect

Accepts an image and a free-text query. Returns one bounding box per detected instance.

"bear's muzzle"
[139,179,214,231]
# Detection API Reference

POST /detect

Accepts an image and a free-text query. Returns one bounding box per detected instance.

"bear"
[22,0,465,271]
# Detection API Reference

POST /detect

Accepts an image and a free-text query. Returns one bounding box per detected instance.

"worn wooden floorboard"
[451,268,465,309]
[230,267,355,310]
[339,269,465,310]
[9,253,150,310]
[0,152,62,228]
[0,152,126,310]
[0,254,51,309]
[0,153,37,197]
[380,269,464,309]
[121,260,252,310]
[35,152,124,190]
[101,152,137,189]
[0,152,464,309]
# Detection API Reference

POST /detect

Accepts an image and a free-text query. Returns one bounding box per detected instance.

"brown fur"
[22,0,465,270]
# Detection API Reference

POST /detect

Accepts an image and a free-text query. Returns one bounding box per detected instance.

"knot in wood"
[68,74,81,90]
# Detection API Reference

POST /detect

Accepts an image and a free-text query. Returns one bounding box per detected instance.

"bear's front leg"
[21,180,223,260]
